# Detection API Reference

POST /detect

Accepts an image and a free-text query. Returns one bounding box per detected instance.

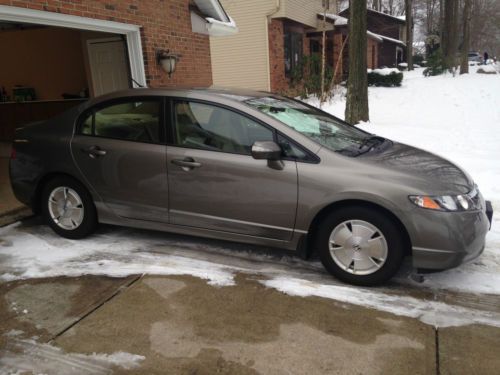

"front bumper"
[410,200,493,271]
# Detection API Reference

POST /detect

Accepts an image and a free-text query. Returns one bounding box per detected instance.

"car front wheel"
[41,176,97,239]
[317,206,405,286]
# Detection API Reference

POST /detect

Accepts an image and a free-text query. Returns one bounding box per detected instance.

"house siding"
[210,0,276,90]
[0,0,213,88]
[273,0,334,29]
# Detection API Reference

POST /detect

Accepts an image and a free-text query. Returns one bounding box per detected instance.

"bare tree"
[406,0,414,70]
[320,0,329,105]
[345,0,369,124]
[372,0,381,11]
[470,0,500,55]
[425,0,438,33]
[460,0,471,74]
[442,0,459,70]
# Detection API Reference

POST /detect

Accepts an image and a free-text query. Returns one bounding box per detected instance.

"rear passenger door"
[71,97,169,223]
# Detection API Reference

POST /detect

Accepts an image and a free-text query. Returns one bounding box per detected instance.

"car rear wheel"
[41,176,97,239]
[317,206,405,286]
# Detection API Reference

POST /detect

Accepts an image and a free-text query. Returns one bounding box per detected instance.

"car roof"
[86,87,276,107]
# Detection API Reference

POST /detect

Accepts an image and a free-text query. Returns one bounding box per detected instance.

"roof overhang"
[339,7,406,24]
[193,0,230,23]
[191,0,237,36]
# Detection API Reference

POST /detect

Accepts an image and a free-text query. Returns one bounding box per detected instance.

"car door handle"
[82,146,107,158]
[171,157,201,170]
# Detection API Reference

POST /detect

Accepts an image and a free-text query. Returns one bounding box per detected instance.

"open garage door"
[0,5,146,142]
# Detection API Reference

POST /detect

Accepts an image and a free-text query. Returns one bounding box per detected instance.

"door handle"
[82,146,107,158]
[171,157,201,170]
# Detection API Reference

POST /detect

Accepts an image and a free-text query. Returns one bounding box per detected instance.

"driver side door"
[166,100,298,241]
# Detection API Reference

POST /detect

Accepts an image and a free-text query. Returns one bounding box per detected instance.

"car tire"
[41,176,97,239]
[317,206,405,286]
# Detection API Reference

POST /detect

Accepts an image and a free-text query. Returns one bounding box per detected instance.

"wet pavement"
[1,218,500,374]
[0,273,499,374]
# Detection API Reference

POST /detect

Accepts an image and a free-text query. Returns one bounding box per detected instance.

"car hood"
[360,141,474,194]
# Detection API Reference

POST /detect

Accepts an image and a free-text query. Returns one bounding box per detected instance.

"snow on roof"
[367,8,406,23]
[339,7,406,24]
[319,13,348,26]
[367,31,383,42]
[371,32,406,46]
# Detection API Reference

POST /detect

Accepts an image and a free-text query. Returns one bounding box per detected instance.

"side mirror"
[251,141,282,161]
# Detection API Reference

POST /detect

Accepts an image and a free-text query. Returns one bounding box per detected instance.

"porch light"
[156,49,180,77]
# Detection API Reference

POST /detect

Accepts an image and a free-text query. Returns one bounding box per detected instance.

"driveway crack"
[49,274,143,342]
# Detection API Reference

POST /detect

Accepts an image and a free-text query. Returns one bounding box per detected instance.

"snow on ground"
[0,331,144,374]
[1,66,500,328]
[1,220,500,328]
[308,65,500,296]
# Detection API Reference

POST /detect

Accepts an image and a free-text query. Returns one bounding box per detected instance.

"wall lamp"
[156,49,180,77]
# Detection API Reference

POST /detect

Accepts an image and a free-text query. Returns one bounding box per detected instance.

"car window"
[277,134,310,160]
[173,101,274,155]
[80,99,160,144]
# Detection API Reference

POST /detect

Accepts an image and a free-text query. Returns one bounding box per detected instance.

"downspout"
[265,0,281,91]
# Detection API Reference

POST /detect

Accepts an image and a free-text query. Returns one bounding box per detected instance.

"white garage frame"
[0,5,147,88]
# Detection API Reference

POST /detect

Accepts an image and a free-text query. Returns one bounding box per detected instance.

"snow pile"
[263,277,500,328]
[0,222,238,286]
[369,67,401,75]
[0,335,144,374]
[477,64,498,74]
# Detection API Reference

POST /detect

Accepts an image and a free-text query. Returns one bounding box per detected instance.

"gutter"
[205,16,238,36]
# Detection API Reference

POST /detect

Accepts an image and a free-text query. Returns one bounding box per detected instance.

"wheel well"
[32,172,84,214]
[306,199,412,258]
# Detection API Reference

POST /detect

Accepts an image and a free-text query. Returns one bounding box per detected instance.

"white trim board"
[0,5,146,88]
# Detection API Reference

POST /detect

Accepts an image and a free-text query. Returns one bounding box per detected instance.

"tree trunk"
[406,0,414,70]
[320,3,327,105]
[460,0,471,74]
[372,0,380,11]
[345,0,369,125]
[442,0,459,71]
[439,0,444,45]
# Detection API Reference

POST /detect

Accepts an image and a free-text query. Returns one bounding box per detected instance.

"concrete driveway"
[1,216,500,374]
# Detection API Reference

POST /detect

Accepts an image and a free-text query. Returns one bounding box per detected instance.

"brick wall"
[0,0,213,88]
[268,19,311,95]
[268,18,286,93]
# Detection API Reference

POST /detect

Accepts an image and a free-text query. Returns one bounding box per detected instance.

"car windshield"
[244,96,383,155]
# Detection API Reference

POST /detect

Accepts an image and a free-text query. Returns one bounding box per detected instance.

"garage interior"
[0,21,132,142]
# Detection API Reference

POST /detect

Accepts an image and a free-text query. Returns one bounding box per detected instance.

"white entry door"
[88,39,130,96]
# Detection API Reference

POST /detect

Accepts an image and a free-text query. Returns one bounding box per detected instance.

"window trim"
[166,97,320,163]
[168,97,276,157]
[75,96,166,145]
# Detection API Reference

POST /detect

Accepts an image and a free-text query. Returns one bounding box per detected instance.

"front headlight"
[409,194,476,211]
